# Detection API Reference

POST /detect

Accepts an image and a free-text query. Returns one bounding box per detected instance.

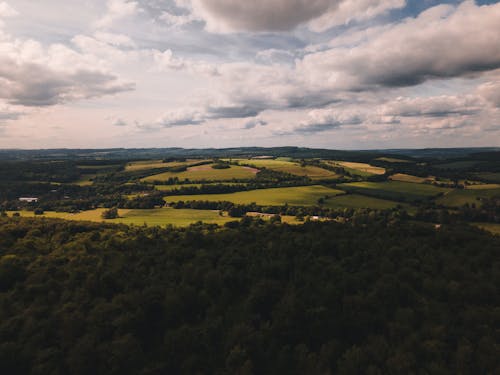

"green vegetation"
[165,185,345,206]
[7,208,233,227]
[338,181,450,201]
[436,188,500,207]
[375,157,412,163]
[389,173,431,183]
[326,161,385,177]
[0,217,498,374]
[142,163,259,183]
[324,194,406,210]
[475,172,500,183]
[473,222,500,235]
[231,158,339,179]
[125,159,208,171]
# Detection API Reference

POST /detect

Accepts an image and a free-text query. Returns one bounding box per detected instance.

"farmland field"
[230,158,339,179]
[375,157,412,163]
[125,159,208,171]
[324,194,406,210]
[7,208,233,227]
[155,182,246,191]
[327,161,385,176]
[338,181,450,201]
[436,188,500,207]
[164,185,345,206]
[142,164,259,183]
[475,172,500,183]
[389,173,431,184]
[472,222,500,235]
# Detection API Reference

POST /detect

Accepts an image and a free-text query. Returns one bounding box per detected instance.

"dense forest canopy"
[0,217,498,374]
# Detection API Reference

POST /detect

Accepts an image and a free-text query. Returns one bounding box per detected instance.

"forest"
[0,217,498,374]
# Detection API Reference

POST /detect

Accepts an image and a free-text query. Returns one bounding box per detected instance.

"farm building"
[19,197,39,203]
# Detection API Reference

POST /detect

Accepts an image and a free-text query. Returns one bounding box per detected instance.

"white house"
[19,197,38,203]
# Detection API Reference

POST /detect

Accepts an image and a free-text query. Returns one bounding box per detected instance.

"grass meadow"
[164,185,345,206]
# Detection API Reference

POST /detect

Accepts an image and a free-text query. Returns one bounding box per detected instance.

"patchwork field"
[230,158,339,179]
[338,181,450,201]
[435,161,479,170]
[375,157,412,163]
[324,194,406,210]
[142,164,259,183]
[436,188,500,207]
[472,223,500,235]
[389,173,432,184]
[125,159,208,171]
[7,208,233,227]
[327,161,385,176]
[475,172,500,183]
[164,185,345,206]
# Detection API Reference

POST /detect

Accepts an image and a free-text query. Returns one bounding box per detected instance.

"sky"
[0,0,499,149]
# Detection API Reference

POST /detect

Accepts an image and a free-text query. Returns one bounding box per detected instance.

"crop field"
[375,157,412,163]
[465,184,500,190]
[164,185,345,206]
[475,172,500,183]
[7,208,233,227]
[155,182,246,191]
[326,161,385,176]
[324,194,406,210]
[338,181,450,201]
[230,158,339,179]
[435,161,479,170]
[436,188,500,207]
[125,159,208,171]
[389,173,432,184]
[472,223,500,235]
[142,164,259,183]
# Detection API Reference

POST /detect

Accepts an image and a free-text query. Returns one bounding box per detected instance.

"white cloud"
[0,2,17,18]
[294,109,363,134]
[0,28,134,107]
[298,1,500,90]
[309,0,406,32]
[95,0,139,29]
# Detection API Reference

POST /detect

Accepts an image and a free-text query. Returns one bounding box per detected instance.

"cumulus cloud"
[477,79,500,108]
[309,0,406,32]
[0,104,23,123]
[243,118,267,130]
[186,0,405,33]
[95,0,139,29]
[380,96,481,118]
[298,1,500,90]
[294,109,363,134]
[145,108,206,128]
[191,0,338,32]
[0,17,135,108]
[0,2,17,18]
[111,118,128,126]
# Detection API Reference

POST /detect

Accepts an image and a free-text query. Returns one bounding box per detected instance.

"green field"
[155,182,245,191]
[125,159,208,171]
[324,194,406,210]
[475,172,500,183]
[472,223,500,235]
[436,188,500,207]
[230,159,339,179]
[325,161,385,177]
[435,161,479,170]
[389,173,431,184]
[142,164,259,183]
[338,181,450,201]
[375,157,412,163]
[7,208,233,227]
[165,185,345,206]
